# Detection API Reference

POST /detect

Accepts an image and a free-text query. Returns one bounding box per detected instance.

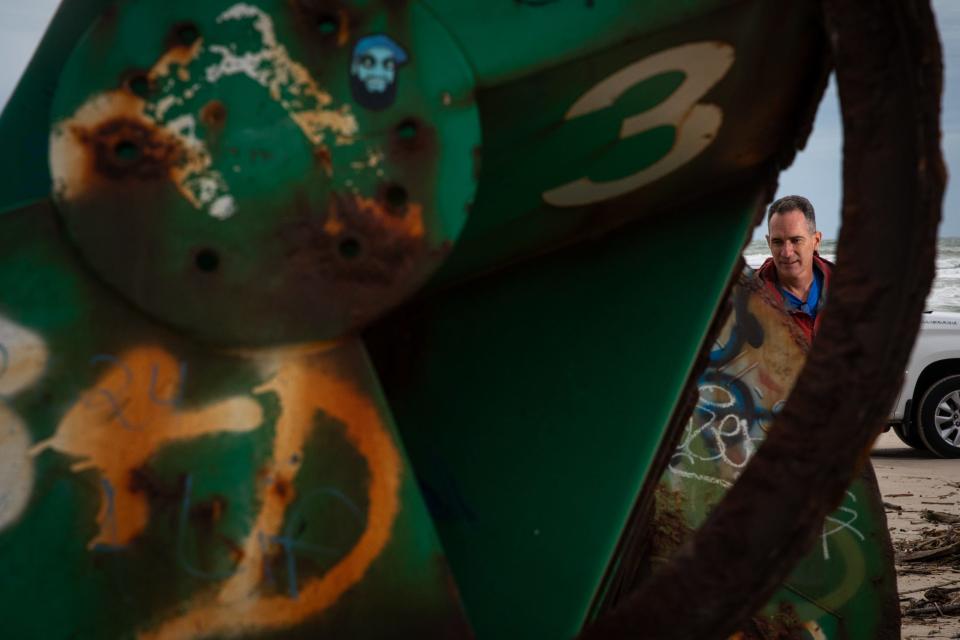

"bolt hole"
[395,119,418,140]
[194,249,220,272]
[201,100,227,127]
[127,74,151,98]
[316,13,339,36]
[338,237,362,259]
[113,140,141,163]
[176,23,200,46]
[384,183,408,216]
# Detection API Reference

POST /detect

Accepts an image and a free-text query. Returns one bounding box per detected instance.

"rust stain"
[200,100,228,129]
[139,348,401,639]
[312,145,333,177]
[271,477,291,499]
[51,91,148,201]
[50,86,235,219]
[739,294,806,396]
[321,212,344,236]
[281,191,428,291]
[29,347,263,548]
[649,486,692,560]
[756,368,785,395]
[390,118,436,158]
[217,533,246,565]
[339,195,424,239]
[190,496,227,527]
[151,38,203,83]
[335,8,351,46]
[79,117,183,180]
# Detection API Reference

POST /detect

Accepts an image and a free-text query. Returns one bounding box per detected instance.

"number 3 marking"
[543,41,735,207]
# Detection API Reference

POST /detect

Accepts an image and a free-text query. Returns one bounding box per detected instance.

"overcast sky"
[1,0,958,239]
[766,0,960,239]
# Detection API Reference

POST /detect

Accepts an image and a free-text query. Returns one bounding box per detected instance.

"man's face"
[766,209,822,283]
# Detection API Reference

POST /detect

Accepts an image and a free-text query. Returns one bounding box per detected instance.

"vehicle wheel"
[917,375,960,458]
[893,422,927,451]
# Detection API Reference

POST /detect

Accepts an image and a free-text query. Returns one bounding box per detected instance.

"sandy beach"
[873,430,960,638]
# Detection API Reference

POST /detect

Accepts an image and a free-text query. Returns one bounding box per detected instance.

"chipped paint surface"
[152,39,204,85]
[29,347,263,548]
[211,4,358,145]
[350,148,385,171]
[50,2,358,221]
[51,90,234,221]
[141,348,401,639]
[331,194,425,239]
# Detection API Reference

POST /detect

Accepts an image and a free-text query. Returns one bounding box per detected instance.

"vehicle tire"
[893,422,927,451]
[917,375,960,458]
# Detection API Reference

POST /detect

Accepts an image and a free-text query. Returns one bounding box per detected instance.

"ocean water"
[742,238,960,312]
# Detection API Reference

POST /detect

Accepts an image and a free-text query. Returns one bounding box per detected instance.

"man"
[757,195,832,341]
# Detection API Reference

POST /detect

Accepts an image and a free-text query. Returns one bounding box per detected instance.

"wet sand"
[872,430,960,639]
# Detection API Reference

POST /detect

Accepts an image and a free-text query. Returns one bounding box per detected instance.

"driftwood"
[901,541,960,563]
[904,602,960,617]
[901,578,960,596]
[923,510,960,525]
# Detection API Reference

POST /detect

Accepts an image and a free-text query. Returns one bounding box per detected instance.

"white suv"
[888,310,960,457]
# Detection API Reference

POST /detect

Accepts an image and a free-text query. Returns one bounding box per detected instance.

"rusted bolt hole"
[175,23,200,46]
[112,140,141,163]
[127,74,151,98]
[338,237,362,259]
[315,12,340,36]
[200,100,227,127]
[394,119,418,140]
[384,183,408,215]
[194,248,220,272]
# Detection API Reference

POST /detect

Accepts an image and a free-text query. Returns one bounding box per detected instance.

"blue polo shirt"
[780,266,823,318]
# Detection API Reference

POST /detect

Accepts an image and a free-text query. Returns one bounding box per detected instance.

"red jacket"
[756,254,834,343]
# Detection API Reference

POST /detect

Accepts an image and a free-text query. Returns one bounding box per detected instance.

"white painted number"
[543,41,735,207]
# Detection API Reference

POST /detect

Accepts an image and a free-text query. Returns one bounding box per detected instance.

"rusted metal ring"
[578,0,945,638]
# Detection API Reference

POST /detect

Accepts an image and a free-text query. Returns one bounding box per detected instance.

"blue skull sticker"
[349,35,409,111]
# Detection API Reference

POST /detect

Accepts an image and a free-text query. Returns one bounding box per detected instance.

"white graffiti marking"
[668,381,866,564]
[668,386,764,488]
[0,406,34,532]
[0,315,48,531]
[210,4,357,146]
[821,491,865,561]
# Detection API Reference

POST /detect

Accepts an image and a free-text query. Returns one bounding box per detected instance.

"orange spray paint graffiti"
[140,346,401,638]
[29,346,263,548]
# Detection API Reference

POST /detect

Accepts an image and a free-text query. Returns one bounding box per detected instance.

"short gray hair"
[767,195,816,232]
